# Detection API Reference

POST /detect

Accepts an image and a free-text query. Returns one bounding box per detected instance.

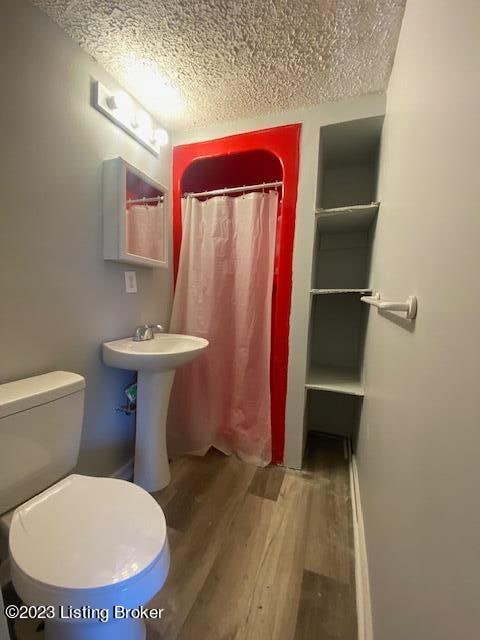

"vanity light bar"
[92,80,169,156]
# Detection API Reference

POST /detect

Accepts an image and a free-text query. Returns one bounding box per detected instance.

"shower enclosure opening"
[171,125,301,464]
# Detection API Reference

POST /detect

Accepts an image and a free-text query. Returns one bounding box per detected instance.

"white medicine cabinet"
[103,157,169,268]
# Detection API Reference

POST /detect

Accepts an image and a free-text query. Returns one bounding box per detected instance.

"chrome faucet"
[132,323,165,341]
[133,325,154,342]
[148,324,165,334]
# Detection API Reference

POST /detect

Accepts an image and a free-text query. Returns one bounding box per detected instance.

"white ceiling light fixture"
[93,81,169,156]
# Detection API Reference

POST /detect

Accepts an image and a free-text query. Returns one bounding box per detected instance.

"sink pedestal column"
[134,369,175,492]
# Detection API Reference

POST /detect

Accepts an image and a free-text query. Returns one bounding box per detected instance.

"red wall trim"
[172,124,301,464]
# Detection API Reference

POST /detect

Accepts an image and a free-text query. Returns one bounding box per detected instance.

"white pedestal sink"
[102,333,208,492]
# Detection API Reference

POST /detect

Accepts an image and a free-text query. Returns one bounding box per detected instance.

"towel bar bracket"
[360,293,417,320]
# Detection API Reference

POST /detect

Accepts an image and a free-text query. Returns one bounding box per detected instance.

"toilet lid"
[9,474,167,590]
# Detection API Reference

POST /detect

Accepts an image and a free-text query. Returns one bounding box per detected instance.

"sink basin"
[103,333,209,372]
[102,333,208,492]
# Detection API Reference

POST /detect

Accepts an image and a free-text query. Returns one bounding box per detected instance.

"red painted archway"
[172,124,301,464]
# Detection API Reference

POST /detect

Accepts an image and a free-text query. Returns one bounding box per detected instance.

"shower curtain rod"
[126,195,164,205]
[183,181,283,199]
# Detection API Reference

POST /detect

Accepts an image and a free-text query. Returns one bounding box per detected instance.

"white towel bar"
[361,293,417,320]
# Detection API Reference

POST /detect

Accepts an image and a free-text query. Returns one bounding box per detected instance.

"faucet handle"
[148,324,165,334]
[133,324,154,341]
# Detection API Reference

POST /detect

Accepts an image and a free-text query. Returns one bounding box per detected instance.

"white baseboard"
[111,457,134,481]
[349,449,374,640]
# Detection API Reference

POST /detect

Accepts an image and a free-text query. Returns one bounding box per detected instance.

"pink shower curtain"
[126,202,165,261]
[167,191,278,466]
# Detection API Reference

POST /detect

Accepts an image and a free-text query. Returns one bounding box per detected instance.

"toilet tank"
[0,371,85,515]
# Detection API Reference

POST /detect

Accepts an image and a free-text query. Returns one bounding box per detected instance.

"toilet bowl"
[8,474,169,640]
[0,372,170,640]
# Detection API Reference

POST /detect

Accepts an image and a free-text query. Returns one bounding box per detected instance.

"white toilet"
[0,371,169,640]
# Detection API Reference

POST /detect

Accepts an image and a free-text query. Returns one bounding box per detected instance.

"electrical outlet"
[125,271,137,293]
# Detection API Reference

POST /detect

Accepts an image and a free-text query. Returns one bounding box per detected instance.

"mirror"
[103,157,169,268]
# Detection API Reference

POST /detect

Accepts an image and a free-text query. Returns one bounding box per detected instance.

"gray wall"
[357,0,480,638]
[321,164,377,209]
[0,0,173,476]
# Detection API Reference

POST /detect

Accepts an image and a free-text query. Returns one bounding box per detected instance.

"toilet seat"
[9,474,169,610]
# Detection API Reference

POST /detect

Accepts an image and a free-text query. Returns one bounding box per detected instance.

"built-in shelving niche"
[305,390,363,438]
[318,116,383,210]
[307,291,368,392]
[312,204,379,290]
[304,115,384,443]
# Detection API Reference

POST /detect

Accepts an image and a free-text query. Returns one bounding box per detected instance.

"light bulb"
[152,128,169,147]
[108,91,133,118]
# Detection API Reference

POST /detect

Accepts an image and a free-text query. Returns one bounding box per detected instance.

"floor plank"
[147,453,256,639]
[234,473,310,640]
[178,493,275,639]
[303,436,355,584]
[302,434,350,497]
[158,451,229,531]
[151,455,192,511]
[304,485,355,584]
[167,526,183,553]
[294,570,357,640]
[248,465,285,501]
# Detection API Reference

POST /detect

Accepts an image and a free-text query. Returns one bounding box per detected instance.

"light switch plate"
[125,271,137,293]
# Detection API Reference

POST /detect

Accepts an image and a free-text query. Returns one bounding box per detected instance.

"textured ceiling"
[32,0,406,131]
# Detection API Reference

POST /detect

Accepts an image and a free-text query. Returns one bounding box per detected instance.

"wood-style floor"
[147,434,357,640]
[1,434,356,640]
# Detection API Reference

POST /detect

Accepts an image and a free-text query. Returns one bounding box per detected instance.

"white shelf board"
[315,202,379,233]
[310,288,372,295]
[305,365,364,396]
